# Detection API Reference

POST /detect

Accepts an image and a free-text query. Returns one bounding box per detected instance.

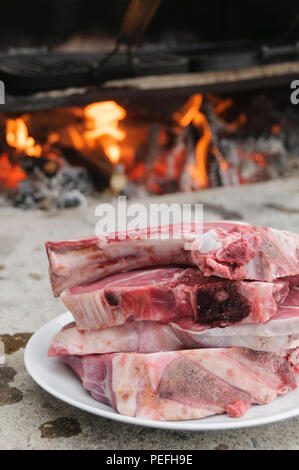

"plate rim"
[24,312,299,431]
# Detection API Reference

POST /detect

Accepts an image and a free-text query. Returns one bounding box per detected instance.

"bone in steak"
[60,266,289,330]
[49,287,299,360]
[46,222,299,296]
[48,320,183,356]
[62,347,296,421]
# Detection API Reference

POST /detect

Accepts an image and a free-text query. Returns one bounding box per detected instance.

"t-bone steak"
[49,287,299,362]
[60,267,289,330]
[46,222,299,296]
[62,347,297,421]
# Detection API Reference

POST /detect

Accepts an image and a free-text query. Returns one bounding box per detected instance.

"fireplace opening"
[1,85,298,209]
[1,1,299,209]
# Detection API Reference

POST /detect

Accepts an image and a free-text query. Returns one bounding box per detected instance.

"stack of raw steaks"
[46,222,299,421]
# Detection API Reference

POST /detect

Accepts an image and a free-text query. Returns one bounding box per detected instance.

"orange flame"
[214,98,234,115]
[249,152,267,168]
[174,94,211,188]
[174,94,203,128]
[271,124,281,134]
[0,153,27,189]
[6,118,42,157]
[83,101,126,164]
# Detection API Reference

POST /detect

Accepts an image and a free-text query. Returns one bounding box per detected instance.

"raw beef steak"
[48,320,183,356]
[60,267,288,330]
[62,347,297,421]
[49,287,299,359]
[46,222,299,296]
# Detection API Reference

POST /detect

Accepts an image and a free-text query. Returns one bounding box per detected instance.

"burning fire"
[83,101,126,164]
[0,153,27,189]
[1,117,42,189]
[2,98,219,193]
[1,94,267,197]
[2,117,63,189]
[174,94,212,188]
[6,117,42,157]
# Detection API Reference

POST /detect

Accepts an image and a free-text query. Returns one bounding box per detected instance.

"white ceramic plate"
[24,312,299,431]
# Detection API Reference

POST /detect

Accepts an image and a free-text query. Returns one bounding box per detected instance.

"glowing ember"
[248,152,267,168]
[83,101,126,164]
[211,146,229,171]
[6,118,42,157]
[0,153,27,189]
[271,124,282,134]
[214,98,234,115]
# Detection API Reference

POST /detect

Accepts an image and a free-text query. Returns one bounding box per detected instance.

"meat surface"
[62,347,297,421]
[48,320,184,356]
[173,287,299,364]
[46,224,195,297]
[49,287,299,359]
[61,266,289,330]
[194,224,299,281]
[46,222,299,296]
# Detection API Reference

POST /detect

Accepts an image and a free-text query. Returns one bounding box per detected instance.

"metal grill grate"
[0,52,188,94]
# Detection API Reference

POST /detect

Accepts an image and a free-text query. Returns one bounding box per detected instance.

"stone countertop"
[2,177,299,450]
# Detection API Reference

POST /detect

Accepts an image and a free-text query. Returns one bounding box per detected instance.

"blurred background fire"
[1,0,299,208]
